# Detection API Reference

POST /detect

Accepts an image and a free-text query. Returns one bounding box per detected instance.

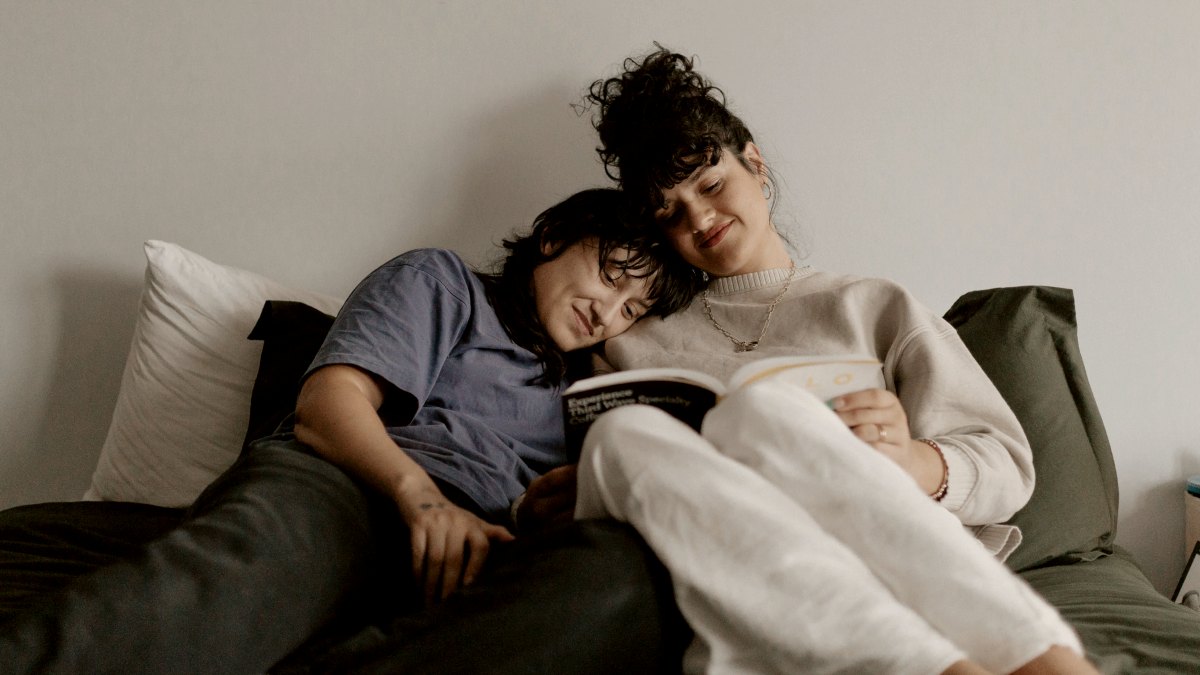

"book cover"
[562,369,720,454]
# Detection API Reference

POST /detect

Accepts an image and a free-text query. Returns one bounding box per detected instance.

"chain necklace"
[701,266,797,352]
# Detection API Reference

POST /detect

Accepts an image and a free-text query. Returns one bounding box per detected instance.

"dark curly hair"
[587,45,760,216]
[479,188,703,386]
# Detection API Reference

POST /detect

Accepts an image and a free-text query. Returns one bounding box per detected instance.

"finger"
[849,423,873,443]
[849,420,890,443]
[424,528,447,606]
[410,527,428,586]
[836,405,895,430]
[830,391,866,411]
[439,526,468,601]
[484,523,516,542]
[462,528,491,587]
[851,422,888,444]
[832,388,890,411]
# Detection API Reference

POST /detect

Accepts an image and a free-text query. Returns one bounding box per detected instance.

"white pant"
[575,379,1080,675]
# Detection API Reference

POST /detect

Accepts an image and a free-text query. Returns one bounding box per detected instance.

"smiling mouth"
[699,222,731,249]
[573,308,594,337]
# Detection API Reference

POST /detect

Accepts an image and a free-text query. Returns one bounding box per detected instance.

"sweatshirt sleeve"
[887,309,1035,527]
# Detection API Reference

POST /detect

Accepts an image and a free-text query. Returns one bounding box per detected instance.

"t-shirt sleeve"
[304,251,472,424]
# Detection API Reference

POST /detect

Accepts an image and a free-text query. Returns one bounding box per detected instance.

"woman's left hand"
[515,464,578,534]
[831,388,944,496]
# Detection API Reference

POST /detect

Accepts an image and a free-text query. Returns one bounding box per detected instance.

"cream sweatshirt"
[602,266,1035,558]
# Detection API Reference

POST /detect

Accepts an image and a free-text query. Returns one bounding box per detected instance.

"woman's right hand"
[297,366,515,605]
[395,479,515,606]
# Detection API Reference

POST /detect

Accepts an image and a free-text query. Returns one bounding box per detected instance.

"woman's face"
[654,142,791,277]
[531,238,656,352]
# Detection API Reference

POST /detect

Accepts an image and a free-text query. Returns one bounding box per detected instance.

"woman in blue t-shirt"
[295,187,698,606]
[0,188,700,674]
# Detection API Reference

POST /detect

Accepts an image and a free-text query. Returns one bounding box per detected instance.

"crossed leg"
[576,379,1090,674]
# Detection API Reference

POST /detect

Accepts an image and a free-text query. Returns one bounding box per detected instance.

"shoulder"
[368,248,481,300]
[813,270,928,309]
[796,271,948,346]
[382,247,474,279]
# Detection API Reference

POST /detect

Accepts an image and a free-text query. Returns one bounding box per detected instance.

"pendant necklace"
[701,265,797,352]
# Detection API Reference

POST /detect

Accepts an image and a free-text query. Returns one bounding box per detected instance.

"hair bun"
[586,45,754,212]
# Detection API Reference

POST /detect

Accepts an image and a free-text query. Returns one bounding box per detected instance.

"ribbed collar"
[706,265,814,296]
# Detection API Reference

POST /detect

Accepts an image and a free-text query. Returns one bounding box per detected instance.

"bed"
[1,241,1197,673]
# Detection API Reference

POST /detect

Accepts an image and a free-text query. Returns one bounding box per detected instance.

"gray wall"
[3,1,1198,593]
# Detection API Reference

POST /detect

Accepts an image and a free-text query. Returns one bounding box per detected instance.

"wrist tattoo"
[419,501,447,511]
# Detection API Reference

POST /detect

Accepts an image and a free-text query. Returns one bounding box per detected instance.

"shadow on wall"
[12,268,142,505]
[437,82,604,267]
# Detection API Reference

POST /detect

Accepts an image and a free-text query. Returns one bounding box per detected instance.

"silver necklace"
[701,266,797,352]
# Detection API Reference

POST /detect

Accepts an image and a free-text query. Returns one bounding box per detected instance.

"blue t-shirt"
[305,248,568,522]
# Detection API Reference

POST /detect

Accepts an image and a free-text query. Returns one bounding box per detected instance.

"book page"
[563,367,725,395]
[727,355,884,403]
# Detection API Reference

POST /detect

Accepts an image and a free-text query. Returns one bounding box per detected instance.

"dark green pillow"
[944,286,1119,572]
[1020,548,1200,672]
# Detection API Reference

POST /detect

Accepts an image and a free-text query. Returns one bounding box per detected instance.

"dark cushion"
[1020,547,1200,672]
[944,286,1119,572]
[242,300,335,450]
[949,287,1200,671]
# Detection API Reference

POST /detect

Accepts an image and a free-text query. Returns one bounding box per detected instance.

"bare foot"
[1010,646,1101,675]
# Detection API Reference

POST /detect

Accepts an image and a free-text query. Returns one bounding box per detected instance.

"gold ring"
[879,425,888,442]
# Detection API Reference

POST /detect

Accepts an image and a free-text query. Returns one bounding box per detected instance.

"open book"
[562,354,884,454]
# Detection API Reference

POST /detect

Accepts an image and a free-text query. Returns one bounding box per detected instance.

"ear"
[742,141,767,178]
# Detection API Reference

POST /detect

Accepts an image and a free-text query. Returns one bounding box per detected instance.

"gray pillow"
[944,286,1118,572]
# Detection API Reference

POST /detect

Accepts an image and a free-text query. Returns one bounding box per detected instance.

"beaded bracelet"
[917,438,950,502]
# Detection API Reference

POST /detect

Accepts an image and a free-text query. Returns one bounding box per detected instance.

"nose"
[590,296,623,333]
[687,200,715,235]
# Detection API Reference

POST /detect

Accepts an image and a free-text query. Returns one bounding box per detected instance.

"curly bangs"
[586,46,755,214]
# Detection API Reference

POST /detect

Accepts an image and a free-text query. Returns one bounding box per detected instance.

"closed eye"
[624,297,652,321]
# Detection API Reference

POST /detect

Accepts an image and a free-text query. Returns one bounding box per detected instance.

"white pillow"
[84,240,343,507]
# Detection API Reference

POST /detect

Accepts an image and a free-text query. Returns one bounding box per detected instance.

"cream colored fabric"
[603,267,1034,553]
[576,383,1080,674]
